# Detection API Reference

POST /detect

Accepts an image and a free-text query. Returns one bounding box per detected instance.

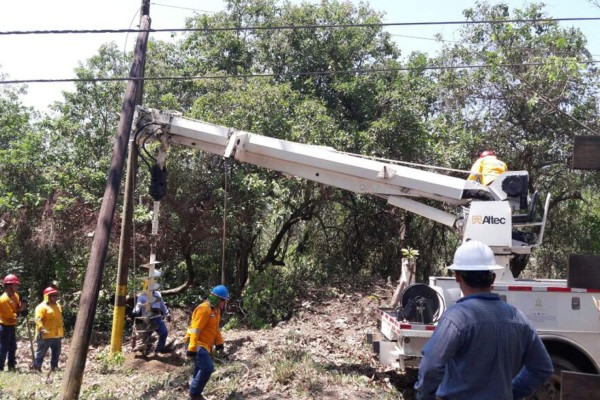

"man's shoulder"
[0,292,14,304]
[35,302,51,315]
[447,297,532,327]
[445,295,514,317]
[194,301,212,313]
[153,291,165,301]
[438,303,472,326]
[198,301,211,309]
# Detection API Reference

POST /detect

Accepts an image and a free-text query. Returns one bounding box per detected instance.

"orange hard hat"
[43,287,59,296]
[3,274,20,285]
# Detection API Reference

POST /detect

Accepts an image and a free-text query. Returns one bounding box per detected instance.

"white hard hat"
[151,269,162,278]
[448,240,503,271]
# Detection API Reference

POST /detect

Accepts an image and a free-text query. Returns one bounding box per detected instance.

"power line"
[2,60,598,85]
[1,17,599,36]
[391,33,456,43]
[150,2,216,14]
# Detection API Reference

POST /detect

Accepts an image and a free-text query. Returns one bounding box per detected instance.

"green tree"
[431,2,600,277]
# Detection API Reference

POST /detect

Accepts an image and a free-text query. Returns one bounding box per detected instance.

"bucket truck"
[133,107,600,398]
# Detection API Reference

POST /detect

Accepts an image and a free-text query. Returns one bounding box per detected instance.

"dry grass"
[0,279,417,399]
[0,365,192,400]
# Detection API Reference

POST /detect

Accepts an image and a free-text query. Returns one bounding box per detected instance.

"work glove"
[214,343,228,360]
[186,350,197,358]
[166,315,171,323]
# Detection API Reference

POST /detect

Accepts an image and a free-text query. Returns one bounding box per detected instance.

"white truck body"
[379,278,600,373]
[133,107,600,397]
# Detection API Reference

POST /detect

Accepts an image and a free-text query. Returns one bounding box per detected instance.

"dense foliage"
[0,0,598,328]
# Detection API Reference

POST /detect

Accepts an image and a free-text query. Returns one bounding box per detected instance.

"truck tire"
[527,355,580,400]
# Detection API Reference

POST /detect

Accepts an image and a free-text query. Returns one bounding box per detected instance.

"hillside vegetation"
[1,0,599,397]
[0,280,420,399]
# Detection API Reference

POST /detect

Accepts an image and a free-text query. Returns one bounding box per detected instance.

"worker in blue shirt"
[414,240,553,400]
[133,282,170,354]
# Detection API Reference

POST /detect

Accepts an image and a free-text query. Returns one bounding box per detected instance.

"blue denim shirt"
[134,291,169,318]
[414,292,553,400]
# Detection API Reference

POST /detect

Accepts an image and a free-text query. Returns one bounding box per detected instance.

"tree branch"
[161,252,194,296]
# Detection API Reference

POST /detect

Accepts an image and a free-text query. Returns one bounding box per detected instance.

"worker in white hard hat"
[414,240,553,400]
[133,271,171,354]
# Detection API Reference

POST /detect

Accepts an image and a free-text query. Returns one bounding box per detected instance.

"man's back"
[416,293,553,400]
[134,291,168,318]
[468,155,508,185]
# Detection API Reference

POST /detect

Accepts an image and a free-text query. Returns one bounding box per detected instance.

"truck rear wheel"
[527,356,579,400]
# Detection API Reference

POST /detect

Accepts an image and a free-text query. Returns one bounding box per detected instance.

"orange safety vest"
[184,300,224,353]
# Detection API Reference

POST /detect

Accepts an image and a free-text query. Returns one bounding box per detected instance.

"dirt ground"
[1,278,418,399]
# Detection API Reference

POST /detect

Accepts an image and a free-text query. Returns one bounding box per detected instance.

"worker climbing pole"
[130,135,169,353]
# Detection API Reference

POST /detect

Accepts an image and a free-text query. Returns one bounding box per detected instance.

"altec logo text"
[472,215,506,224]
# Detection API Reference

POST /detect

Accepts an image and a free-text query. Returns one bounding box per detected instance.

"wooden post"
[59,9,151,400]
[109,137,139,354]
[390,257,416,309]
[109,0,149,355]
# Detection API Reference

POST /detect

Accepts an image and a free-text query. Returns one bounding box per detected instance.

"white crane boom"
[134,107,548,277]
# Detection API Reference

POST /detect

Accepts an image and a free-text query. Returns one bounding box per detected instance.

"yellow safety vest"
[34,297,64,339]
[0,292,20,326]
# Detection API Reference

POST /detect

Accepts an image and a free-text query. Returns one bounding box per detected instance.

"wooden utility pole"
[109,123,139,354]
[110,0,149,355]
[60,4,151,399]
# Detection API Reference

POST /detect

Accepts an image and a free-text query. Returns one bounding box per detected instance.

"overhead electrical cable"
[2,60,598,85]
[150,2,216,13]
[391,33,456,43]
[1,17,599,36]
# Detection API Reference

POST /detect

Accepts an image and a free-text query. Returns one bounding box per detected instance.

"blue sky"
[1,0,598,111]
